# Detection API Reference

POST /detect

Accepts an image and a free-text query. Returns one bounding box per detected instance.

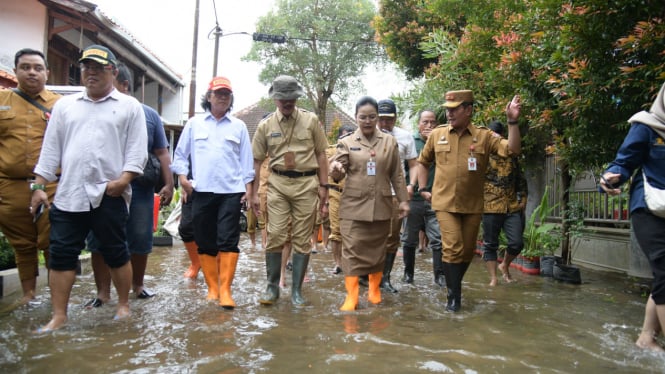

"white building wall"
[0,0,47,69]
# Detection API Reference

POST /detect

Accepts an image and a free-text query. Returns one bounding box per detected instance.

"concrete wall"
[0,0,48,69]
[571,227,652,279]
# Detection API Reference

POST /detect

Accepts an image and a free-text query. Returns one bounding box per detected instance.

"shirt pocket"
[434,144,451,164]
[650,145,665,159]
[193,127,209,141]
[225,134,240,153]
[267,132,283,146]
[0,108,16,121]
[295,128,312,144]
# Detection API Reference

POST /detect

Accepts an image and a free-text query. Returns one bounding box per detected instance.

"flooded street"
[1,233,664,373]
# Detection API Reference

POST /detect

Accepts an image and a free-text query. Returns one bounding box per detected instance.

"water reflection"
[0,234,663,372]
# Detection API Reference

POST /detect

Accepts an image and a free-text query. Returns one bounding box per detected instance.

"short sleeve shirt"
[418,124,514,213]
[252,108,329,171]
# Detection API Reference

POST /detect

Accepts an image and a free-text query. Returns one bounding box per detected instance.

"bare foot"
[636,333,665,352]
[35,315,67,333]
[113,304,131,320]
[489,277,498,287]
[19,293,36,306]
[498,262,516,283]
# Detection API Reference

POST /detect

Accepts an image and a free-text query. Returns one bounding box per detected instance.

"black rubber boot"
[259,252,282,305]
[380,252,399,293]
[442,262,462,312]
[432,248,445,288]
[291,252,310,305]
[402,247,416,284]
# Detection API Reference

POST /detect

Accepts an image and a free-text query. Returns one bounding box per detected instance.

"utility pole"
[188,0,200,118]
[212,25,221,76]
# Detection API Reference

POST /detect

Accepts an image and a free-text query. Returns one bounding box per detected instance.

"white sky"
[91,0,410,116]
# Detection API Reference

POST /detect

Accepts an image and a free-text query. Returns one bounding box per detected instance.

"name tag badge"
[437,140,448,145]
[468,157,477,171]
[270,132,282,138]
[350,147,361,151]
[367,160,376,176]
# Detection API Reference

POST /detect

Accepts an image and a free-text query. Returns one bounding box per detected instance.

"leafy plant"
[522,187,560,257]
[0,231,16,270]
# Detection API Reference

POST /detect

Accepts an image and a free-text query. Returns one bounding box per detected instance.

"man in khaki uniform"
[251,75,329,306]
[416,90,522,312]
[0,48,60,304]
[326,124,356,274]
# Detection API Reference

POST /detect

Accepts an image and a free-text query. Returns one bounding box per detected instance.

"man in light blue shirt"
[171,76,254,309]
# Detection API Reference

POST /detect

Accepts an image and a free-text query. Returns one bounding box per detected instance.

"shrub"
[0,231,16,270]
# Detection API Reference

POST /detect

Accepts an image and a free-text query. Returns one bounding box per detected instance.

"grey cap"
[269,75,305,100]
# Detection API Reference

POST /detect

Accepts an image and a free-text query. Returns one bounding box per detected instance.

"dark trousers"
[481,212,524,261]
[192,191,243,256]
[49,195,129,271]
[632,208,665,304]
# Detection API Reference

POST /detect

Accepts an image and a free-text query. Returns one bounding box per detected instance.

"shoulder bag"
[642,169,665,218]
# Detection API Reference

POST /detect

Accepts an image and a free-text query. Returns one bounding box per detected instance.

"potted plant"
[522,187,561,275]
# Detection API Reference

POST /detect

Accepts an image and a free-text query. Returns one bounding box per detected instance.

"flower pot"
[153,235,173,247]
[553,263,582,284]
[520,255,540,275]
[539,255,560,277]
[511,255,523,271]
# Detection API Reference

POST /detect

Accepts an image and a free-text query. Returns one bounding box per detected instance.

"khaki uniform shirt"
[252,108,328,171]
[326,144,346,190]
[418,124,515,213]
[0,88,61,178]
[258,157,271,195]
[334,129,408,222]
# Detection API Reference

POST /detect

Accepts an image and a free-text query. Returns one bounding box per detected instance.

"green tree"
[375,0,665,262]
[244,0,379,131]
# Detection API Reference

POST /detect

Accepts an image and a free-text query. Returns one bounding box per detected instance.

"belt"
[272,168,317,178]
[327,184,343,193]
[0,176,34,182]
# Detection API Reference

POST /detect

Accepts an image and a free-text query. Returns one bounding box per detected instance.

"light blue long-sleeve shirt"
[171,111,254,193]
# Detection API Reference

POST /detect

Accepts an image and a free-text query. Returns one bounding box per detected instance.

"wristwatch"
[30,182,45,191]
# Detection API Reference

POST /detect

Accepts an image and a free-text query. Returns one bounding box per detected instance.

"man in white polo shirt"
[376,99,418,293]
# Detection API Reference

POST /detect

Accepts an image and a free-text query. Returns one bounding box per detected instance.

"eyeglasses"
[357,114,377,122]
[212,90,232,99]
[80,63,114,73]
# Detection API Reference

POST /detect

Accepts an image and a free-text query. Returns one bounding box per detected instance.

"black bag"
[135,153,162,189]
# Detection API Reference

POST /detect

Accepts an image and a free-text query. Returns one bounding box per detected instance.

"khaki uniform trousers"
[0,179,56,281]
[265,174,318,255]
[435,211,482,263]
[328,188,342,243]
[386,197,402,255]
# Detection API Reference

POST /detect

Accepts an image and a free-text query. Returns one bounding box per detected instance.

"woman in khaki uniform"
[330,96,409,311]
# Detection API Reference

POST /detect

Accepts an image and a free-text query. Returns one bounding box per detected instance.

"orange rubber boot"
[218,252,239,309]
[368,272,382,304]
[183,241,201,279]
[199,254,219,300]
[340,276,359,311]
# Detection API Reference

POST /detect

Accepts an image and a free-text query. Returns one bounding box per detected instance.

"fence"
[544,154,630,227]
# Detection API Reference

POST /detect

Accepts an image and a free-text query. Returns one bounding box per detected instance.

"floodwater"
[1,234,664,373]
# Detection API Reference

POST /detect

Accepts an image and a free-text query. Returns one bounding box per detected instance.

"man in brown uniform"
[251,75,329,306]
[0,48,60,304]
[327,124,356,274]
[416,90,521,312]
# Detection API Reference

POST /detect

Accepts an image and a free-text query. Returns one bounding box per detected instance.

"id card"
[367,160,376,176]
[284,151,296,170]
[468,157,477,171]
